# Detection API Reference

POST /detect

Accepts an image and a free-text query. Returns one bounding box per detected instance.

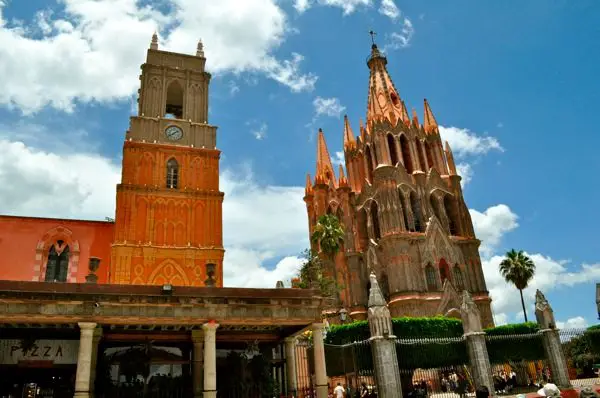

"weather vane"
[369,30,377,45]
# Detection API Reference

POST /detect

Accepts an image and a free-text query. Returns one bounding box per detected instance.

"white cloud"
[333,151,345,166]
[470,204,519,256]
[0,0,316,113]
[250,123,268,140]
[384,18,414,51]
[228,81,240,96]
[293,0,313,13]
[313,97,346,118]
[439,126,503,157]
[456,162,472,186]
[484,253,600,324]
[317,0,372,15]
[556,317,588,330]
[379,0,400,20]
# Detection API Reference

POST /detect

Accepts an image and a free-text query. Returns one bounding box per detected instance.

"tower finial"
[369,30,377,46]
[196,39,205,57]
[150,31,158,50]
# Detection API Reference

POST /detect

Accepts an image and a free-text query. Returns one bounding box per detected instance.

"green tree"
[499,249,536,322]
[296,249,338,299]
[310,214,345,259]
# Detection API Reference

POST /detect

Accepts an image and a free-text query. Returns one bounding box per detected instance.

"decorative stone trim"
[32,226,80,283]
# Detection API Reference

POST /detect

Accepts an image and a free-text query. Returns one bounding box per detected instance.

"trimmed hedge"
[323,318,546,373]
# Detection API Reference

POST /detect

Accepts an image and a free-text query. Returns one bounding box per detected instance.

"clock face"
[165,125,183,141]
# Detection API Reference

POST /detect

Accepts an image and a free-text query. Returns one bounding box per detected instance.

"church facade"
[304,43,494,327]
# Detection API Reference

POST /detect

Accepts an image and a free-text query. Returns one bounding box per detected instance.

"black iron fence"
[303,327,600,397]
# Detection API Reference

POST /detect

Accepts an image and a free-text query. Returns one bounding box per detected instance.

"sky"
[0,0,598,329]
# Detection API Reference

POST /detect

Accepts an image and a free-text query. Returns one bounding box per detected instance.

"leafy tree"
[499,249,536,322]
[311,213,345,259]
[295,249,338,300]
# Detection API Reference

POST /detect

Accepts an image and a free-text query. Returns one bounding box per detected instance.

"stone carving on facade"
[437,280,461,317]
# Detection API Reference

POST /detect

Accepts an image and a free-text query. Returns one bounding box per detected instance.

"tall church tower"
[110,34,224,287]
[304,43,494,326]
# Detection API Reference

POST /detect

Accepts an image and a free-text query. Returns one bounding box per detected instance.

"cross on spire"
[369,30,377,45]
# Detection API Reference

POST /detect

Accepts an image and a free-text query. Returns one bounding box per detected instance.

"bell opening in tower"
[165,80,184,119]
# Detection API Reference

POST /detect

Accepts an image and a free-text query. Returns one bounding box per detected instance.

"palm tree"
[499,249,536,322]
[310,213,345,259]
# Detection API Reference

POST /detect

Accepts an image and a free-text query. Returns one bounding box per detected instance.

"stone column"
[460,291,494,396]
[192,330,205,398]
[89,327,103,398]
[202,322,219,398]
[312,323,328,398]
[285,337,298,397]
[74,322,97,398]
[535,290,572,388]
[367,273,402,398]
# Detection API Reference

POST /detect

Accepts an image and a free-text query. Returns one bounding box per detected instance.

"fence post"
[367,272,403,398]
[460,291,495,396]
[535,290,572,389]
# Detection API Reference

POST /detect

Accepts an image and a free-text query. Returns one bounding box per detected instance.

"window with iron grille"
[453,266,465,291]
[166,158,179,189]
[425,264,437,291]
[44,241,69,282]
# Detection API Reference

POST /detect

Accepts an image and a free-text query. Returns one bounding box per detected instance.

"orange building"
[0,34,224,288]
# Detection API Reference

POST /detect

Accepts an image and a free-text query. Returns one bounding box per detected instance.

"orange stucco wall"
[0,215,114,283]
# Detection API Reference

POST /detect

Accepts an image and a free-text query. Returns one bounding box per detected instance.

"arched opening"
[357,208,369,250]
[390,91,400,106]
[425,141,435,171]
[453,265,465,291]
[166,158,179,189]
[430,194,442,222]
[387,134,399,166]
[439,258,450,285]
[205,263,216,287]
[370,201,381,240]
[165,80,184,119]
[399,135,413,174]
[410,191,424,232]
[365,146,375,183]
[444,195,460,236]
[398,190,410,231]
[326,204,333,215]
[425,263,437,291]
[416,140,427,171]
[44,241,70,282]
[380,272,390,301]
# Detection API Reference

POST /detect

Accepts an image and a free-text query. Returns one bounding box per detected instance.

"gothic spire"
[343,115,357,151]
[365,41,406,127]
[423,98,439,134]
[338,164,349,188]
[315,128,337,186]
[305,173,314,196]
[150,31,159,50]
[411,108,420,127]
[444,141,457,175]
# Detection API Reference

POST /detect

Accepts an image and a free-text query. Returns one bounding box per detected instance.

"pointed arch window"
[166,158,179,189]
[410,191,424,232]
[444,195,460,236]
[416,140,427,171]
[425,263,437,291]
[399,135,413,174]
[370,201,381,240]
[425,141,435,171]
[398,190,410,231]
[44,241,70,282]
[365,146,375,183]
[453,265,465,291]
[439,258,450,285]
[387,134,399,166]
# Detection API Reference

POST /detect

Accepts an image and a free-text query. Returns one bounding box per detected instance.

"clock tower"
[110,34,224,287]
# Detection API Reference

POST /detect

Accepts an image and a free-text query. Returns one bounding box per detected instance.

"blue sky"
[0,0,597,328]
